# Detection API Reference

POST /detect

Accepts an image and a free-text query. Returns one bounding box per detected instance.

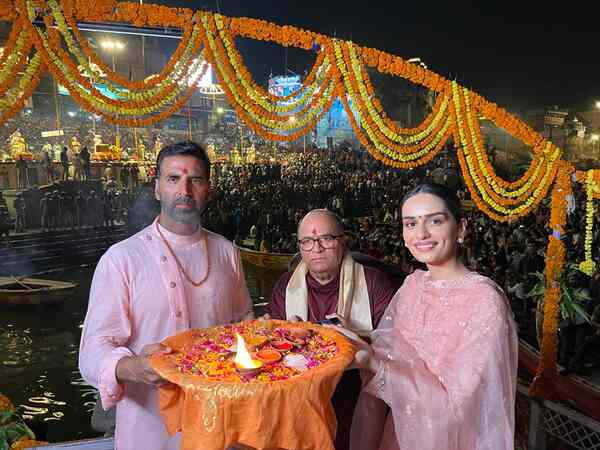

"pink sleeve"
[78,250,134,410]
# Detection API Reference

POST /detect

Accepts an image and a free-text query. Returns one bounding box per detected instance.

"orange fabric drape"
[151,320,355,450]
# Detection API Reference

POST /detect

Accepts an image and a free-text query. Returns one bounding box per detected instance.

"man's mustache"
[174,196,196,207]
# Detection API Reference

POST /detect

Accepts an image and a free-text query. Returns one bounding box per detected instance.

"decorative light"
[185,59,212,87]
[101,40,125,51]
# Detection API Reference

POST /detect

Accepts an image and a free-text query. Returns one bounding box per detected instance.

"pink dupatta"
[352,270,518,450]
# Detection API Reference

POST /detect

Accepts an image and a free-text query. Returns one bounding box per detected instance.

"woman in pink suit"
[344,182,518,450]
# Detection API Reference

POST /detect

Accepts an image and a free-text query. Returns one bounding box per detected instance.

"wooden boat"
[0,277,77,305]
[518,339,600,422]
[20,437,114,449]
[235,243,295,272]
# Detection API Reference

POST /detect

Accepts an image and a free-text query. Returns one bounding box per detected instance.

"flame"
[234,333,262,369]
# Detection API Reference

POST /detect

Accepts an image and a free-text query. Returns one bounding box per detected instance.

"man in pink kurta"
[79,142,252,450]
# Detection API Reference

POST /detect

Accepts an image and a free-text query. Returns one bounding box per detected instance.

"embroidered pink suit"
[355,270,518,450]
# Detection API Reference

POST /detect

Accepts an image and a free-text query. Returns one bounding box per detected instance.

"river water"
[0,264,283,443]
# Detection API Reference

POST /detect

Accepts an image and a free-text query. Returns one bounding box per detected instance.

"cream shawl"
[285,253,373,334]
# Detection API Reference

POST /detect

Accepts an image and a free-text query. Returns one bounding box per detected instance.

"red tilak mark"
[311,228,317,235]
[182,168,188,174]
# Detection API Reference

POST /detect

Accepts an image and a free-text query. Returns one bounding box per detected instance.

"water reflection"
[21,404,49,415]
[0,263,282,442]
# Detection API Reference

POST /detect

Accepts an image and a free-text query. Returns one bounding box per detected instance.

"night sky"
[154,0,599,114]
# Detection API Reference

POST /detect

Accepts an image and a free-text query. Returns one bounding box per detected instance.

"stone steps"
[0,225,130,276]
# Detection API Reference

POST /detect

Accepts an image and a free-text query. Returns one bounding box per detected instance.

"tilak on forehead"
[182,168,188,174]
[312,227,317,235]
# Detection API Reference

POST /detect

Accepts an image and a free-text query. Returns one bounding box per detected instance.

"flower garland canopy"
[0,0,597,397]
[0,0,566,224]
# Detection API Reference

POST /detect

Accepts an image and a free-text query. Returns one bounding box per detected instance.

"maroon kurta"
[268,265,395,328]
[268,264,396,450]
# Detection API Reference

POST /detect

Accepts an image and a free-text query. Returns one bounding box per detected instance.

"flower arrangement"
[0,393,48,449]
[175,322,338,383]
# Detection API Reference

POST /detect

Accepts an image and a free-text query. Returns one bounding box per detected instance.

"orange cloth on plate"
[151,320,355,450]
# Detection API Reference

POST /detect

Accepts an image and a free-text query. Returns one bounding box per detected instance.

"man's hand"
[116,343,172,386]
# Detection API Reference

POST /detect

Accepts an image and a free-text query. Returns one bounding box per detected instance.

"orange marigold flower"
[0,392,15,412]
[10,439,50,450]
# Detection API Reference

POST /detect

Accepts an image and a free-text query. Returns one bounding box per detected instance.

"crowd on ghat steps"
[1,142,599,368]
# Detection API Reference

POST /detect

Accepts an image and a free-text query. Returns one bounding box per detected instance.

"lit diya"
[233,333,263,376]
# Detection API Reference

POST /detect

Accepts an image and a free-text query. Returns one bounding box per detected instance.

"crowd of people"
[0,107,265,165]
[0,182,144,239]
[2,139,598,366]
[203,147,600,362]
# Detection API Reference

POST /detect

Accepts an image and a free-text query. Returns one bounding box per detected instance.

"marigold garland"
[226,16,330,105]
[44,1,204,105]
[201,12,336,139]
[0,52,45,128]
[0,23,34,96]
[216,14,331,114]
[59,0,202,94]
[452,82,559,221]
[203,12,332,127]
[326,40,449,165]
[0,1,17,21]
[579,170,597,276]
[344,41,451,144]
[0,16,26,68]
[336,41,452,155]
[529,161,573,399]
[460,90,555,206]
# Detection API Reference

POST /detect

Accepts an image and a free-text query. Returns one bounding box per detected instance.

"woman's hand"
[325,324,380,373]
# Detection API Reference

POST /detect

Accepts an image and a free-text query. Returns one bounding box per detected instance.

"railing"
[24,383,600,449]
[519,383,600,450]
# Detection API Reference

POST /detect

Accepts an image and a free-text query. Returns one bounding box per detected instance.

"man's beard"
[161,196,204,225]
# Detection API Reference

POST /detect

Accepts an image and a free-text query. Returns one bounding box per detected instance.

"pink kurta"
[79,219,252,450]
[356,270,518,450]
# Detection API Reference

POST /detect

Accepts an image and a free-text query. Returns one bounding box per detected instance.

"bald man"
[268,209,396,450]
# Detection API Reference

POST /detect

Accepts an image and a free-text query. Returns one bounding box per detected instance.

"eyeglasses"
[298,234,344,251]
